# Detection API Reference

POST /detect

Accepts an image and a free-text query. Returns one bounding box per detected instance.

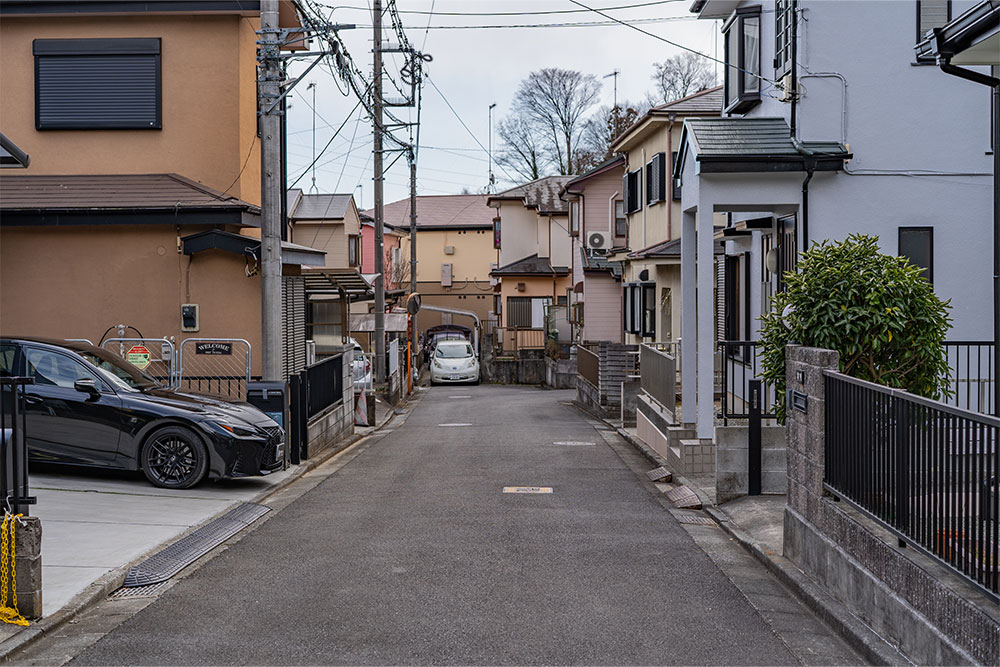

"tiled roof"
[0,173,257,211]
[562,156,625,192]
[365,194,493,230]
[489,175,573,214]
[288,192,354,220]
[491,253,569,276]
[580,248,624,278]
[630,236,725,259]
[652,85,724,115]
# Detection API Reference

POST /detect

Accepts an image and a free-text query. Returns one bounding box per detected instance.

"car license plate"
[449,375,461,380]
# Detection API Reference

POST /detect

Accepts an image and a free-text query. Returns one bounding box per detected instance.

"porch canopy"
[674,116,849,439]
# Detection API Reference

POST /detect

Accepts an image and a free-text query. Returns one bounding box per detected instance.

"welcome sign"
[195,342,232,355]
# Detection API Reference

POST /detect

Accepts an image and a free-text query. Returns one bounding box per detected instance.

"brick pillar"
[11,516,41,620]
[785,345,839,522]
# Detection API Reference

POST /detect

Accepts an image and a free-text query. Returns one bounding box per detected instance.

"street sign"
[126,345,152,370]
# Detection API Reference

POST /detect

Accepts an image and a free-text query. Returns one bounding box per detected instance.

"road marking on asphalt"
[552,441,596,447]
[503,486,553,494]
[448,395,472,399]
[438,423,473,427]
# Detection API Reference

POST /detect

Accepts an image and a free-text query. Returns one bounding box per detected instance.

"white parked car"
[429,340,479,385]
[348,337,372,390]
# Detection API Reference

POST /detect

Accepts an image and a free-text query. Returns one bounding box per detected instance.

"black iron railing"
[288,353,346,462]
[943,341,994,415]
[825,371,999,601]
[0,378,37,515]
[717,341,776,422]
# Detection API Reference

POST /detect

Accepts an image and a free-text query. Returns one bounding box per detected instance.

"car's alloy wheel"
[141,426,209,489]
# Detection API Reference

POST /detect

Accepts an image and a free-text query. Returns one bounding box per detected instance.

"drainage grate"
[122,502,270,588]
[109,580,173,600]
[674,512,715,526]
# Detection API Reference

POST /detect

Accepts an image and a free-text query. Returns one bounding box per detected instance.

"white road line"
[503,486,553,494]
[438,423,473,427]
[552,441,596,446]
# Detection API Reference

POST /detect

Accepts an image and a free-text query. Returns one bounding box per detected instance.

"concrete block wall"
[13,516,41,619]
[784,345,1000,666]
[545,357,577,389]
[715,425,787,503]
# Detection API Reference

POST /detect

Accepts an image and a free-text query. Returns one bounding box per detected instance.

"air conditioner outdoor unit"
[779,74,794,102]
[587,231,611,251]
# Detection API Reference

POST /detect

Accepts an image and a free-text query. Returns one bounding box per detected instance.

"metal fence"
[0,378,36,515]
[577,345,599,388]
[640,343,676,415]
[824,371,999,601]
[718,341,776,422]
[176,338,252,401]
[495,327,546,355]
[102,338,177,386]
[943,341,994,415]
[289,351,346,462]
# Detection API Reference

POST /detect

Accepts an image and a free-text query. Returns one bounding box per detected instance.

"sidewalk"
[0,394,402,647]
[611,422,906,666]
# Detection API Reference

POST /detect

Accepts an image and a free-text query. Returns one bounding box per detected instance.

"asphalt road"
[63,385,857,665]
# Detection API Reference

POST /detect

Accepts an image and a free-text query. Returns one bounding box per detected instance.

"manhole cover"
[109,580,173,600]
[665,486,702,509]
[122,503,270,587]
[674,512,715,526]
[503,486,553,494]
[646,466,672,482]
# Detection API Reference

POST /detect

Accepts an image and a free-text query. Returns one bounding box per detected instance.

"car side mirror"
[74,378,100,397]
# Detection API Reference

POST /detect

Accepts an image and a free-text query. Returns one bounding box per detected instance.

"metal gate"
[177,338,252,401]
[101,338,177,386]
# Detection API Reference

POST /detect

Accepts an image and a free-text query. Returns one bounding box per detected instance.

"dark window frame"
[348,234,360,267]
[645,152,667,206]
[569,200,580,237]
[624,169,642,214]
[899,226,934,284]
[34,37,162,130]
[614,200,627,238]
[773,0,793,78]
[722,6,762,115]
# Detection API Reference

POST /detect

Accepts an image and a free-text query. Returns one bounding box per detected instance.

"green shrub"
[759,234,952,422]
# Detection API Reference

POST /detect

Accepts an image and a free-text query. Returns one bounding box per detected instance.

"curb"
[603,416,906,666]
[0,394,407,662]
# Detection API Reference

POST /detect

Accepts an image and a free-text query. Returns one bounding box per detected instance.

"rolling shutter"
[34,38,160,130]
[282,276,307,378]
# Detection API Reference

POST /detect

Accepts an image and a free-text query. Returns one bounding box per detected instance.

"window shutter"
[918,0,951,40]
[34,39,161,130]
[622,174,630,214]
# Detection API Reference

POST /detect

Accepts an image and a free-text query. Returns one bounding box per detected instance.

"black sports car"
[0,336,283,489]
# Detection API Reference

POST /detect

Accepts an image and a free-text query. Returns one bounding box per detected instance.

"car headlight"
[433,360,444,369]
[205,420,259,438]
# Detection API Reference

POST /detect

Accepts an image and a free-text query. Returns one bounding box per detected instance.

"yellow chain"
[0,514,28,626]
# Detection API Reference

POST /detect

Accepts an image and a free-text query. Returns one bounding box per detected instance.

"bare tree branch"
[650,53,717,104]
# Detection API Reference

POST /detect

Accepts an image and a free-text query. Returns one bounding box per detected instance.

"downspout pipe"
[936,56,999,415]
[801,162,815,252]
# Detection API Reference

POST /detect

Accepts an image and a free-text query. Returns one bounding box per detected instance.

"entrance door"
[530,298,550,329]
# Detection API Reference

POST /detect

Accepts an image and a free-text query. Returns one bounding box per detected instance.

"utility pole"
[259,0,283,382]
[488,102,496,191]
[408,146,418,381]
[372,0,386,384]
[308,81,317,192]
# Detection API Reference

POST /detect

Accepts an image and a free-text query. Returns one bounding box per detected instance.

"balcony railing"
[495,327,546,355]
[943,342,994,415]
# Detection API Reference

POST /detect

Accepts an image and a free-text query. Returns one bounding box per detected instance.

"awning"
[676,117,851,174]
[181,230,326,267]
[302,267,374,297]
[349,312,409,333]
[0,133,29,168]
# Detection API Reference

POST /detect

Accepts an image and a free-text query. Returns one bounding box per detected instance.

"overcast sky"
[285,1,720,211]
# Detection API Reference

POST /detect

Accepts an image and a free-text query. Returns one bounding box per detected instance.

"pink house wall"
[361,223,401,287]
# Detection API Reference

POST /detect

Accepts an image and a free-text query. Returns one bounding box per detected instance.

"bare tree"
[501,68,602,177]
[580,101,648,169]
[650,53,717,104]
[496,115,546,181]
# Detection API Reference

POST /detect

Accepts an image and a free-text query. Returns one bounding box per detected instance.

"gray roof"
[288,192,354,220]
[679,117,850,173]
[630,236,724,259]
[488,175,573,214]
[491,254,569,277]
[652,85,724,115]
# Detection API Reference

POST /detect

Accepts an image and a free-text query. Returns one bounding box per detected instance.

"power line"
[327,0,687,16]
[426,75,518,183]
[351,16,698,29]
[288,96,365,188]
[567,0,779,85]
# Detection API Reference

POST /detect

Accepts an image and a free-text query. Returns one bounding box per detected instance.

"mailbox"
[246,381,286,430]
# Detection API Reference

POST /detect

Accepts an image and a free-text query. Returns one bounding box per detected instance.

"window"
[623,282,655,337]
[671,151,681,201]
[774,0,793,77]
[348,235,360,267]
[899,227,933,283]
[723,8,762,114]
[569,200,580,237]
[614,200,627,238]
[493,217,502,249]
[623,169,642,214]
[645,153,667,205]
[916,1,951,62]
[24,348,102,389]
[34,38,161,130]
[506,297,532,328]
[0,344,17,376]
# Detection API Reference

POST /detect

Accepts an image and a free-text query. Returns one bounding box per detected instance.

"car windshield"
[436,344,473,359]
[75,349,161,391]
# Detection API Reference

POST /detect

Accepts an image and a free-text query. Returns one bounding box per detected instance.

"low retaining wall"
[545,357,577,389]
[715,425,787,503]
[785,346,1000,665]
[304,351,354,459]
[485,350,546,385]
